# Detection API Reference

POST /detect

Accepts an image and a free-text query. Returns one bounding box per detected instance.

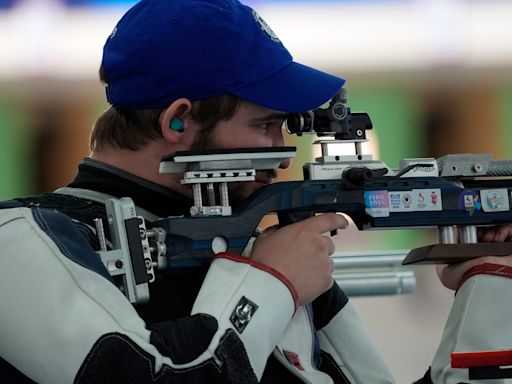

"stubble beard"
[189,127,272,209]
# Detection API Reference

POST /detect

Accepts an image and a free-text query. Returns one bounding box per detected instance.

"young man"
[1,0,512,383]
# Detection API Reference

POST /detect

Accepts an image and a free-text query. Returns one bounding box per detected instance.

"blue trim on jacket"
[20,205,113,282]
[1,199,111,282]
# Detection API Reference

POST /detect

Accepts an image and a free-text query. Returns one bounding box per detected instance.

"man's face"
[190,101,291,204]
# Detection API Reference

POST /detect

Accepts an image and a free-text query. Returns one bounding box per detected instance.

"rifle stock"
[154,165,512,267]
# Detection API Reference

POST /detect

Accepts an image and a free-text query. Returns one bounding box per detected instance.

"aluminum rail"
[332,250,416,297]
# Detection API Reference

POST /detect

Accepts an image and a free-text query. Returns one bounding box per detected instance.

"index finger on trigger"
[296,213,348,234]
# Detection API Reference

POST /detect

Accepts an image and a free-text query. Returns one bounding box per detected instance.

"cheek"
[212,131,272,149]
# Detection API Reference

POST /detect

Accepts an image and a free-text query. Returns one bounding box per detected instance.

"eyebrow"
[250,112,289,123]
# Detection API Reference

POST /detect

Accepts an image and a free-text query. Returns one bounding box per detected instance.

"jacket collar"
[67,158,193,218]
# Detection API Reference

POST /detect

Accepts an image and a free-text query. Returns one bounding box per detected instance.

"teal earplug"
[169,118,184,132]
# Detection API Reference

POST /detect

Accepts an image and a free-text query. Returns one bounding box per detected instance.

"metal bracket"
[159,147,296,217]
[96,197,161,304]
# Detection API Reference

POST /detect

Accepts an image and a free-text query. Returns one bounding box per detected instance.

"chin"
[229,181,267,206]
[242,183,264,198]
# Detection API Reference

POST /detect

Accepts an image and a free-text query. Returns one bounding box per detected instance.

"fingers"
[250,213,343,306]
[492,226,512,242]
[436,258,485,290]
[437,254,512,290]
[293,213,348,235]
[479,227,498,242]
[478,227,495,242]
[478,225,512,242]
[261,224,279,234]
[435,263,446,279]
[323,235,336,255]
[438,225,512,290]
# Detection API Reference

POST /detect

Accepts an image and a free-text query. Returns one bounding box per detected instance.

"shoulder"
[0,199,111,281]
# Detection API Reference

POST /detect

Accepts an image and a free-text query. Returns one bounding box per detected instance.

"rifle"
[95,88,512,304]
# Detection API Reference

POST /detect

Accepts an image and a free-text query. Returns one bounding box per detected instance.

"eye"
[258,122,272,130]
[253,121,272,132]
[256,119,283,132]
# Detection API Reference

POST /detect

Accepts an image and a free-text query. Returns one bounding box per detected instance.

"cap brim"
[230,62,345,113]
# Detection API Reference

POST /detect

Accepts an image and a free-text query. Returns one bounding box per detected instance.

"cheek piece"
[169,118,184,132]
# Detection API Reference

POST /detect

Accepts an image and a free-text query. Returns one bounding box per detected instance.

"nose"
[272,128,290,169]
[279,158,291,169]
[272,127,286,147]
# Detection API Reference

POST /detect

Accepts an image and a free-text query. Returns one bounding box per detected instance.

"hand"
[437,225,512,290]
[250,213,348,306]
[436,255,512,290]
[477,224,512,242]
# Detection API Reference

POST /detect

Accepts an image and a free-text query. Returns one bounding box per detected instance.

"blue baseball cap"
[102,0,345,113]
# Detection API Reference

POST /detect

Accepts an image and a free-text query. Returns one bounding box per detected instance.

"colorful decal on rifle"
[388,191,413,212]
[412,189,442,211]
[364,190,390,217]
[457,190,480,215]
[481,189,509,212]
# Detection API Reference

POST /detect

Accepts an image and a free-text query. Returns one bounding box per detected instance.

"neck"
[90,141,193,198]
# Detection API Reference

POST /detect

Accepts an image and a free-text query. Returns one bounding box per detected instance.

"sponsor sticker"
[412,189,442,211]
[481,189,509,212]
[388,191,414,212]
[364,190,390,217]
[458,190,481,215]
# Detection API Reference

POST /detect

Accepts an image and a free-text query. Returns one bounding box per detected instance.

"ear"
[160,98,192,144]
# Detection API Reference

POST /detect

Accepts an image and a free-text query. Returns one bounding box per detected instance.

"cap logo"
[109,27,118,39]
[251,9,281,44]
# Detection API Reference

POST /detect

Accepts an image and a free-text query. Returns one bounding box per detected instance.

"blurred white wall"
[1,0,512,80]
